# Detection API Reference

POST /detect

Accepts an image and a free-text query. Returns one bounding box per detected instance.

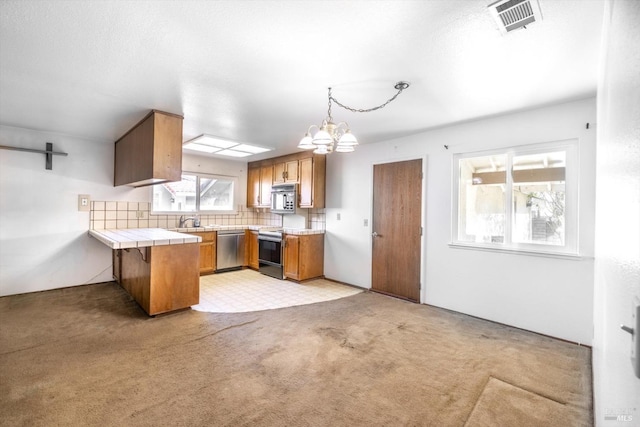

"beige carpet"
[0,282,592,426]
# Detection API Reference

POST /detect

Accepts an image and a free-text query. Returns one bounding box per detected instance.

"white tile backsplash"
[88,201,324,231]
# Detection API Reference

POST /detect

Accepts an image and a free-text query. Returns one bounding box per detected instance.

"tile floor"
[192,269,362,313]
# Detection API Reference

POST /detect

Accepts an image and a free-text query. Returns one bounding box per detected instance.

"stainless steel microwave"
[270,184,296,214]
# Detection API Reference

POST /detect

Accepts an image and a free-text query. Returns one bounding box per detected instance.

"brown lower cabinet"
[114,243,200,316]
[188,231,217,274]
[246,230,259,270]
[283,233,324,281]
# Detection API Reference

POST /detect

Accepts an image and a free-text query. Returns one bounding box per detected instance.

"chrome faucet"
[178,215,197,228]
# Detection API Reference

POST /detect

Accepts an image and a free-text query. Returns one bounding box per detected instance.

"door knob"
[372,231,380,237]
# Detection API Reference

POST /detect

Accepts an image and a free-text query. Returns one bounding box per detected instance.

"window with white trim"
[151,172,238,213]
[452,140,579,255]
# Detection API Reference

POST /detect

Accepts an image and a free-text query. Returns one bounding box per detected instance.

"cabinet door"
[247,230,259,269]
[189,232,216,274]
[284,160,299,183]
[274,160,298,184]
[298,234,324,280]
[199,242,215,273]
[299,157,314,207]
[247,167,261,207]
[260,165,273,207]
[283,235,300,280]
[273,162,286,184]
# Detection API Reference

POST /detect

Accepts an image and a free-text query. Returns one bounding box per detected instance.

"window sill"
[448,242,583,260]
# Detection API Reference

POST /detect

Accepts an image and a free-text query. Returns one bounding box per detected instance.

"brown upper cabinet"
[273,159,299,184]
[114,110,183,187]
[247,164,273,208]
[298,156,325,208]
[247,152,326,209]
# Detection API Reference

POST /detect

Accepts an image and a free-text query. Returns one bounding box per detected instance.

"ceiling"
[0,0,604,160]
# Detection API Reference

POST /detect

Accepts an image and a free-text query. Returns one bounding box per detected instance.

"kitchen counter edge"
[89,228,202,250]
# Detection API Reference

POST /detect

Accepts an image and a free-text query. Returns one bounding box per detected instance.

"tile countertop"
[89,228,202,249]
[90,226,325,249]
[282,228,325,235]
[168,225,325,235]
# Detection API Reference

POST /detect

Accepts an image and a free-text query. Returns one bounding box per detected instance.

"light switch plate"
[78,194,90,212]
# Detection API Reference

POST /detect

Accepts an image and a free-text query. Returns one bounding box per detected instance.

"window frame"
[150,171,239,215]
[451,139,579,257]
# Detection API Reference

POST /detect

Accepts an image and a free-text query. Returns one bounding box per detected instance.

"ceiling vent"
[488,0,543,34]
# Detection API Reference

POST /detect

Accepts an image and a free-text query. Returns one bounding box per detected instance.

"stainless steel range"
[258,229,284,279]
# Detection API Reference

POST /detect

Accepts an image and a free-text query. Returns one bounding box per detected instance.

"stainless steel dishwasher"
[216,230,245,272]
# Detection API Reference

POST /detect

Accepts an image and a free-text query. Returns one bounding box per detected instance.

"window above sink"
[151,172,238,214]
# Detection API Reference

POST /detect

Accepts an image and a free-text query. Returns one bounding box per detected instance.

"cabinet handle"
[282,171,285,179]
[285,171,288,179]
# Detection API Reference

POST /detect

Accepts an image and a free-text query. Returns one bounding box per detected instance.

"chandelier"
[298,81,410,154]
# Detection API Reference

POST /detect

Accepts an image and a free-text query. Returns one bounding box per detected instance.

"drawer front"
[190,231,216,242]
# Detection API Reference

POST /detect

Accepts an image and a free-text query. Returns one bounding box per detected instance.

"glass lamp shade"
[313,145,330,155]
[297,134,315,150]
[312,129,333,146]
[337,130,358,146]
[335,145,355,153]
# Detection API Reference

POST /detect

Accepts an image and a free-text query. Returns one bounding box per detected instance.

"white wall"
[0,126,247,296]
[325,97,596,344]
[593,0,640,424]
[0,125,146,296]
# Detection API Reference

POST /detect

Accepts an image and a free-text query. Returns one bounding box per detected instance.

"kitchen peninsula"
[89,228,201,316]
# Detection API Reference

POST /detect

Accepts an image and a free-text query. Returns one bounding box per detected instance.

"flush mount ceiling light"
[298,81,410,154]
[183,135,272,158]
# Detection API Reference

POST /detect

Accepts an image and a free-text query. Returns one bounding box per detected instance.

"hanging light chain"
[300,81,409,153]
[328,81,410,114]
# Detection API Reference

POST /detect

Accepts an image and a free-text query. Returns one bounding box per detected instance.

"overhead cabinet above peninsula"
[247,152,326,209]
[114,110,184,187]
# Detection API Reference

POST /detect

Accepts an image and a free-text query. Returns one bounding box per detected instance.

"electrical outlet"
[337,213,341,220]
[78,194,90,212]
[364,219,369,227]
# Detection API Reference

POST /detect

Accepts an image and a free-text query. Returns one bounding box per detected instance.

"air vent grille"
[488,0,542,34]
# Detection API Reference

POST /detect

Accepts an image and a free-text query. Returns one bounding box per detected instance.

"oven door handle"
[258,236,282,243]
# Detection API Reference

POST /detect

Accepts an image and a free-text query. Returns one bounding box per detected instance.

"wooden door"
[371,159,422,302]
